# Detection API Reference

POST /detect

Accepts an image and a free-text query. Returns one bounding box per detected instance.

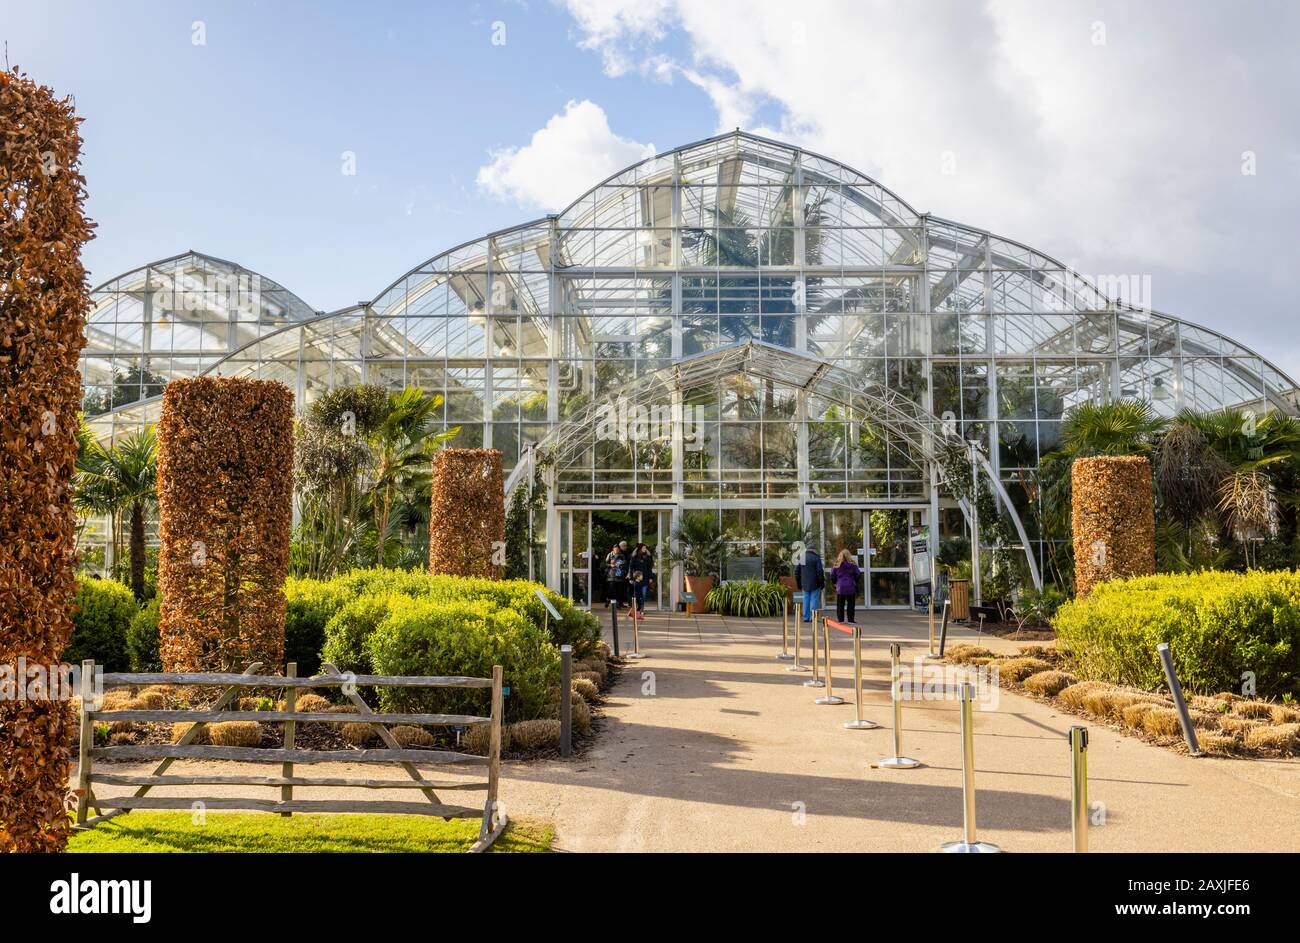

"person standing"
[831,549,862,624]
[794,545,825,623]
[605,541,629,611]
[628,542,654,618]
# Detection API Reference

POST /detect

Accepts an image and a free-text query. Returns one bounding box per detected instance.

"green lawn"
[69,812,552,853]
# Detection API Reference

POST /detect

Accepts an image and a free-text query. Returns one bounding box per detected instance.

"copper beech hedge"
[0,70,94,853]
[428,448,505,578]
[1072,455,1156,596]
[157,377,294,672]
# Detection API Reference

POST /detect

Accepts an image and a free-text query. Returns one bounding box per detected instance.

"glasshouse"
[80,131,1300,611]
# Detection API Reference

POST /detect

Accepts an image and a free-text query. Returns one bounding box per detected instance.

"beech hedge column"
[0,70,94,853]
[429,448,505,578]
[156,377,294,672]
[1072,455,1156,596]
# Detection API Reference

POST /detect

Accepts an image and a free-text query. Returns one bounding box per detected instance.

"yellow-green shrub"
[1053,571,1300,696]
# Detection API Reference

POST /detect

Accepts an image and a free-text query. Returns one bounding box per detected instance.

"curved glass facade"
[80,132,1300,604]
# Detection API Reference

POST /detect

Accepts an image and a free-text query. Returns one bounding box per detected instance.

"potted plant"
[669,512,728,614]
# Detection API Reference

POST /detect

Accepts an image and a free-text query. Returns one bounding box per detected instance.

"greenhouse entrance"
[812,506,930,610]
[558,507,673,610]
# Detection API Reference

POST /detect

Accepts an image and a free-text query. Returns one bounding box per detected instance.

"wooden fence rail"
[74,659,507,852]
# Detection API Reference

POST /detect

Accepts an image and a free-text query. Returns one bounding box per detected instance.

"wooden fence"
[73,658,507,852]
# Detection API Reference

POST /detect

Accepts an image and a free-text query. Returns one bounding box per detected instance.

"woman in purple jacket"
[831,549,862,624]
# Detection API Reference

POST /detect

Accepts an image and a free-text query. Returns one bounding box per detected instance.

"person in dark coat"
[628,542,654,618]
[793,546,825,623]
[605,542,629,609]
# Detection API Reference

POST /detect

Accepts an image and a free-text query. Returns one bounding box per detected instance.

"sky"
[4,0,1299,376]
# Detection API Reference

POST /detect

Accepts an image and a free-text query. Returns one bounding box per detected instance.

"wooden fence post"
[281,662,296,816]
[480,665,503,842]
[75,659,94,825]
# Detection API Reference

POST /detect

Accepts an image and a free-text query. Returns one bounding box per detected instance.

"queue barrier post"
[876,642,920,769]
[817,618,849,705]
[777,592,794,661]
[625,604,645,660]
[787,594,811,673]
[803,608,825,688]
[1069,726,1089,853]
[844,622,880,729]
[939,681,1001,853]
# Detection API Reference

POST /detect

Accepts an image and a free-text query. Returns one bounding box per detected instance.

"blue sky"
[5,1,1300,376]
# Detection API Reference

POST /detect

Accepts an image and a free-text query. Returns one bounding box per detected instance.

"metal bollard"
[804,609,825,688]
[560,645,573,758]
[876,643,919,769]
[1069,725,1088,852]
[777,593,794,660]
[787,597,811,673]
[939,682,1001,852]
[610,604,620,658]
[1157,643,1202,756]
[844,624,880,729]
[815,618,844,705]
[926,559,939,658]
[626,606,645,660]
[937,599,951,657]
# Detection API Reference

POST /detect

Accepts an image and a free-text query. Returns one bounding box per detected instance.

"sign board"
[534,588,562,621]
[681,591,697,604]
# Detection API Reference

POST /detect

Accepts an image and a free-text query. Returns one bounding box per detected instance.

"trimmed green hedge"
[126,598,162,672]
[366,597,557,722]
[66,580,139,672]
[1054,571,1300,696]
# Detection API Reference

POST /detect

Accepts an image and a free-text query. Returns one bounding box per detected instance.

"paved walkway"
[91,609,1300,851]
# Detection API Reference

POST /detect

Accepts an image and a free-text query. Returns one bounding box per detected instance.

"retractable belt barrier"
[939,681,1001,853]
[876,642,920,770]
[819,619,879,729]
[777,593,794,661]
[803,610,825,689]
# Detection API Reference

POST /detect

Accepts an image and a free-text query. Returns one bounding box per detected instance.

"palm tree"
[75,426,158,600]
[368,387,459,566]
[1051,399,1166,460]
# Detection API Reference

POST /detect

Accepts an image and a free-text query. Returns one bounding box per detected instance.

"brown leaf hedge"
[428,448,505,578]
[0,69,94,853]
[1072,455,1156,595]
[157,377,293,672]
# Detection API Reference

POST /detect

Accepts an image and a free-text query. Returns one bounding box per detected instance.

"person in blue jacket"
[793,545,825,623]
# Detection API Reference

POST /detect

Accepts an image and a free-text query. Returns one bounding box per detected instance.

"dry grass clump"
[1082,689,1158,720]
[390,725,436,748]
[1023,670,1076,697]
[946,645,995,665]
[570,694,592,734]
[575,670,604,689]
[208,721,263,747]
[1232,700,1275,720]
[107,718,139,735]
[995,657,1052,683]
[1270,703,1300,724]
[99,691,138,711]
[1198,734,1239,756]
[507,719,561,752]
[109,732,136,746]
[1121,702,1159,728]
[1141,708,1185,738]
[574,659,607,680]
[322,703,359,714]
[133,689,168,710]
[594,640,613,660]
[1190,695,1232,714]
[170,722,209,744]
[1016,645,1056,661]
[572,678,600,702]
[1243,723,1300,753]
[1057,681,1113,711]
[1217,715,1259,737]
[237,696,275,713]
[341,723,376,747]
[293,693,331,713]
[463,722,511,755]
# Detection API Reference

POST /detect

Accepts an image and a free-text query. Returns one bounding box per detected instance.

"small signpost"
[534,588,562,636]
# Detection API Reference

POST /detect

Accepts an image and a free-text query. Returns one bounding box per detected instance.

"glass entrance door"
[558,508,670,610]
[813,507,925,609]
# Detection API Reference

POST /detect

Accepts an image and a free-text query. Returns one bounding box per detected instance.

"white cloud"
[558,0,1300,378]
[477,100,656,211]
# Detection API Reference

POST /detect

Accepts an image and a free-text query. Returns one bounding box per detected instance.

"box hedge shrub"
[66,580,139,672]
[365,597,558,723]
[126,597,162,672]
[1054,571,1300,696]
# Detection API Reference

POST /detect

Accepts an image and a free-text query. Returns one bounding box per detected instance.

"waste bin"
[948,578,971,621]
